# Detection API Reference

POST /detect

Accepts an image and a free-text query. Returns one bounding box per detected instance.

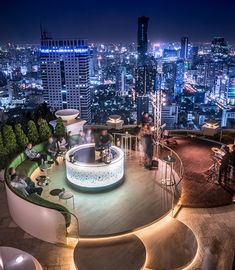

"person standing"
[85,128,94,143]
[218,146,230,184]
[77,130,86,145]
[143,124,153,169]
[46,136,59,165]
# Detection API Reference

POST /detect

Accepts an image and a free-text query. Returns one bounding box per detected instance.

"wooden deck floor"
[171,137,234,207]
[35,152,180,236]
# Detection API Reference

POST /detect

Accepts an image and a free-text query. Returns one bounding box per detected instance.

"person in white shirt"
[8,168,43,196]
[58,136,68,151]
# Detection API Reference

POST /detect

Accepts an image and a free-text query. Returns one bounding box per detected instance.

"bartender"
[95,129,113,150]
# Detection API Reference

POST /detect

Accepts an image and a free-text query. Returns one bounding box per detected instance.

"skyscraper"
[136,16,156,95]
[180,37,189,60]
[135,64,157,95]
[137,16,149,66]
[40,35,91,122]
[175,60,185,95]
[211,37,229,60]
[137,95,149,123]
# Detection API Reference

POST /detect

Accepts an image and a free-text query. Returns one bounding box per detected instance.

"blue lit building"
[180,37,189,60]
[227,77,235,105]
[175,60,185,95]
[40,37,91,122]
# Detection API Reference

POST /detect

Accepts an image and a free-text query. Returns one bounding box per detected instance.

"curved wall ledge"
[5,184,67,244]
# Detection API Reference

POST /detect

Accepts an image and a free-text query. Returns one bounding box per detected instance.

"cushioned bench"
[5,143,71,227]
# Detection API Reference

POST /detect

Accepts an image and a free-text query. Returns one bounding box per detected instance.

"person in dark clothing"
[46,136,59,165]
[24,143,46,167]
[143,125,153,169]
[9,168,43,196]
[141,112,153,125]
[95,129,113,150]
[230,145,235,166]
[218,147,230,184]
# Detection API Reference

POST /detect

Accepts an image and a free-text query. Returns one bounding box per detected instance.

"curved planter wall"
[5,184,67,244]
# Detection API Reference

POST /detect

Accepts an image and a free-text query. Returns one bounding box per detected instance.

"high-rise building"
[116,66,127,95]
[175,60,185,95]
[136,16,156,95]
[135,64,157,95]
[161,104,178,129]
[211,37,229,60]
[180,37,189,60]
[40,36,91,122]
[137,95,149,123]
[137,16,149,66]
[227,77,235,105]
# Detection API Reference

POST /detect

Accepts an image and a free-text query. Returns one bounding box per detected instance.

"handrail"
[60,210,80,240]
[156,141,184,186]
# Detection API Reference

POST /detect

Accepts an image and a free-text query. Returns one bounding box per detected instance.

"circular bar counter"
[65,143,124,192]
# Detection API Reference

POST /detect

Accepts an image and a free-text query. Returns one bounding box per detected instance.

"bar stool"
[161,155,176,186]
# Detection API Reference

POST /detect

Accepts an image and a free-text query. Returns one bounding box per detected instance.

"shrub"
[2,124,17,154]
[15,123,29,149]
[0,131,8,169]
[27,120,39,144]
[55,117,66,138]
[38,118,52,141]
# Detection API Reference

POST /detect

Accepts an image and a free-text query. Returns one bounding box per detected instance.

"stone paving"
[178,205,235,270]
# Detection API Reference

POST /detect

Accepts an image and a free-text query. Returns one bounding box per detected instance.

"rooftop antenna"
[40,24,52,40]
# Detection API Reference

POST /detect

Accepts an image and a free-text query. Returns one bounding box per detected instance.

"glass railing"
[112,132,184,216]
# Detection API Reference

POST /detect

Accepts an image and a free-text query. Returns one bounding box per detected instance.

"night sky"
[1,0,235,44]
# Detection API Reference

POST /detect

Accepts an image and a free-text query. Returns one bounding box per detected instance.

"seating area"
[4,142,71,228]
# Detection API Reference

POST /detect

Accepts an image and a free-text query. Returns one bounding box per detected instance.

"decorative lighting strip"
[66,144,124,189]
[40,48,88,53]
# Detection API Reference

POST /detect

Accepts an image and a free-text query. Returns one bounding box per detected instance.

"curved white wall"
[5,184,67,244]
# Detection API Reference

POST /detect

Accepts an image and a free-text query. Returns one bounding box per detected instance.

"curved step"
[74,235,146,270]
[136,217,198,270]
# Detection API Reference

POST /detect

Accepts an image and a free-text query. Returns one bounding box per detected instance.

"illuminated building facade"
[180,37,189,59]
[227,77,235,105]
[137,16,149,66]
[211,37,229,60]
[40,37,91,122]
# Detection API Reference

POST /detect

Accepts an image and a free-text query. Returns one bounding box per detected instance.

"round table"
[161,155,176,186]
[211,147,225,156]
[36,175,50,186]
[59,190,75,209]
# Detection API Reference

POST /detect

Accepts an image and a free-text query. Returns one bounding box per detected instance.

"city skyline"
[1,0,235,43]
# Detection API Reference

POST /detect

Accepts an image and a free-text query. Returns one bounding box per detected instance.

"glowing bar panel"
[66,144,124,190]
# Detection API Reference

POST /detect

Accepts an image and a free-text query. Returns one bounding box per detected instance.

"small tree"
[27,120,39,144]
[15,123,29,149]
[0,131,7,169]
[55,117,66,138]
[2,124,17,154]
[38,118,52,141]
